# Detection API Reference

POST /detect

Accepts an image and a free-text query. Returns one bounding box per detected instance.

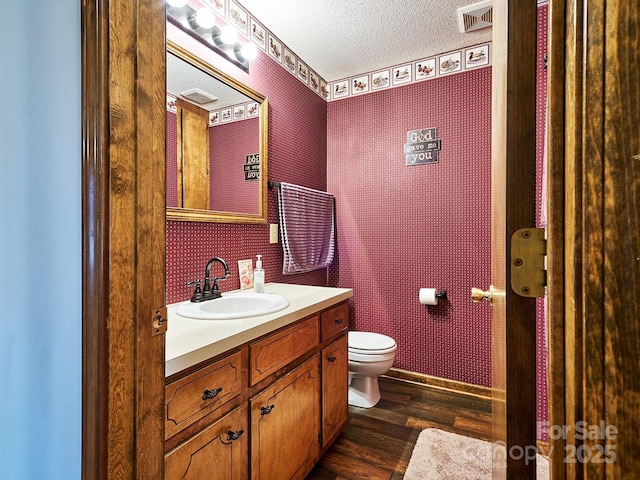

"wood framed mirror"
[166,41,268,224]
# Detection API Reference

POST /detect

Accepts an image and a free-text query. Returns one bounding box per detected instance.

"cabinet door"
[165,406,248,480]
[251,356,320,480]
[321,335,349,447]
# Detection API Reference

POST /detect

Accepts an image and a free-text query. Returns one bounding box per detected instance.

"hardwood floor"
[306,376,493,480]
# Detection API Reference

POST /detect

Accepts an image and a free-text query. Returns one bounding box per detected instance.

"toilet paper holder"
[419,288,448,305]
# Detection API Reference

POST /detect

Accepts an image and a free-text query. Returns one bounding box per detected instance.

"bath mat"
[403,428,549,480]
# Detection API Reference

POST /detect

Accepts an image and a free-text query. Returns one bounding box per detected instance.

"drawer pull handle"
[327,356,337,363]
[202,387,223,400]
[227,429,244,441]
[334,318,344,325]
[260,404,275,416]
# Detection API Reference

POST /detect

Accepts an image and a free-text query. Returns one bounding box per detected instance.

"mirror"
[166,41,268,223]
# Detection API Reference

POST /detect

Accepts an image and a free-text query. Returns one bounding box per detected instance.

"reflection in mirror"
[166,41,268,224]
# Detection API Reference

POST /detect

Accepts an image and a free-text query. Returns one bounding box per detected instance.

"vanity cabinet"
[164,298,350,480]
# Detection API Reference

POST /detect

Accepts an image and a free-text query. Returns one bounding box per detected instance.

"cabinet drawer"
[320,301,349,341]
[165,406,248,480]
[249,316,319,386]
[165,350,243,439]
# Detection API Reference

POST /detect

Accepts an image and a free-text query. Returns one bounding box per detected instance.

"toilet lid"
[348,331,396,352]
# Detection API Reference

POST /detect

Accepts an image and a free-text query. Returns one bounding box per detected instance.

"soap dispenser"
[254,255,265,293]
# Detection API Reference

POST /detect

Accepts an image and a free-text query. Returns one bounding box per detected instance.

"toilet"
[347,331,397,408]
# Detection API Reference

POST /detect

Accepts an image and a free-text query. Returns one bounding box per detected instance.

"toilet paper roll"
[419,288,439,305]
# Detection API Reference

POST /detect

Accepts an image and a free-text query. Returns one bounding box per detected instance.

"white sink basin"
[176,292,290,320]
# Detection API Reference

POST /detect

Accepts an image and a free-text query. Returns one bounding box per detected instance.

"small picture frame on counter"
[238,259,254,290]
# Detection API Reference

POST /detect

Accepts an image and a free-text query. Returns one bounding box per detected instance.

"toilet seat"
[348,350,396,363]
[348,331,397,355]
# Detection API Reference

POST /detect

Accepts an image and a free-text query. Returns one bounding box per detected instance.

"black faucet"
[188,257,231,302]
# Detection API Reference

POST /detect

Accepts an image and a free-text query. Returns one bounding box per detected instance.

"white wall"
[0,2,82,478]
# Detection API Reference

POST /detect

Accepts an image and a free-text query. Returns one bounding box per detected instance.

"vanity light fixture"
[166,0,255,72]
[211,26,225,46]
[191,8,216,29]
[235,42,258,62]
[211,25,238,47]
[220,25,238,45]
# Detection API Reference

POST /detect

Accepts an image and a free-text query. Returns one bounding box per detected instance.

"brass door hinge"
[152,306,168,336]
[511,228,546,298]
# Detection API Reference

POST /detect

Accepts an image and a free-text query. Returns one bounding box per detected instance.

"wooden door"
[81,0,167,478]
[176,98,210,210]
[487,1,538,478]
[251,356,320,480]
[546,0,640,478]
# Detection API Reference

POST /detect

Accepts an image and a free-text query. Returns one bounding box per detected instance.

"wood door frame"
[81,0,167,478]
[490,0,539,478]
[546,0,569,478]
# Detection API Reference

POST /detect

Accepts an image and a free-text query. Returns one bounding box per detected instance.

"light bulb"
[220,25,238,44]
[194,8,216,29]
[167,0,187,7]
[240,43,258,60]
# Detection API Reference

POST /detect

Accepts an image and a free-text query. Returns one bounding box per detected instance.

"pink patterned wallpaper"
[536,3,549,442]
[210,118,260,214]
[167,112,178,208]
[327,67,493,386]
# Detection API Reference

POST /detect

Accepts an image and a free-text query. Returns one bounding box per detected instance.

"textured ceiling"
[167,50,251,110]
[237,0,493,81]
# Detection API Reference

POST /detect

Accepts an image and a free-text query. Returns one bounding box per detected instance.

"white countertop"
[165,283,353,377]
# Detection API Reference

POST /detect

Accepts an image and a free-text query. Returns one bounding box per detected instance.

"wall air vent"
[179,88,218,105]
[457,0,493,33]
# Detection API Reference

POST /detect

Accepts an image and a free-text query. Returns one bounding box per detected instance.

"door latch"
[152,307,168,336]
[511,228,546,298]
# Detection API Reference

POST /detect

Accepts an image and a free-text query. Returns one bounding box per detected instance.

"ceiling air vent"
[457,0,493,33]
[179,88,218,105]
